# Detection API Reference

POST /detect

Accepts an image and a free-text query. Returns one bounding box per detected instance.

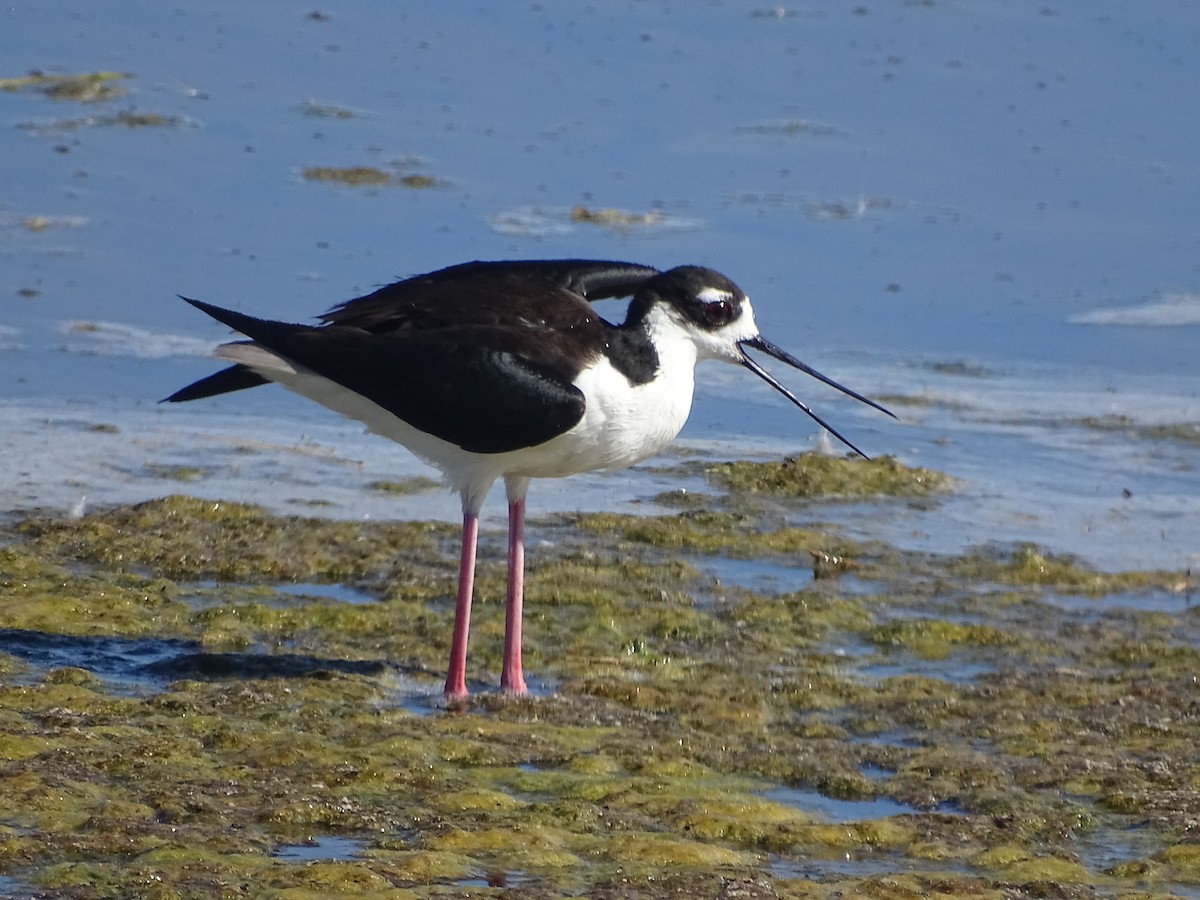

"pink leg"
[444,511,478,698]
[500,496,528,694]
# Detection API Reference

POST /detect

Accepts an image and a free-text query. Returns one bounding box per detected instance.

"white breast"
[506,350,696,479]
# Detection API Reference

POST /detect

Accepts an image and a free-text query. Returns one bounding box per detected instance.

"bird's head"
[631,265,895,459]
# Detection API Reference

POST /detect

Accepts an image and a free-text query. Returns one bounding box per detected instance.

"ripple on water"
[762,785,928,823]
[0,874,35,900]
[1040,586,1196,616]
[272,834,368,862]
[855,655,996,686]
[454,871,527,889]
[179,580,380,608]
[770,854,974,881]
[274,581,379,605]
[699,555,811,592]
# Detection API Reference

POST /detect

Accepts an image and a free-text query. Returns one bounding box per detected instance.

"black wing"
[400,259,661,300]
[167,259,660,403]
[174,299,588,454]
[319,259,660,331]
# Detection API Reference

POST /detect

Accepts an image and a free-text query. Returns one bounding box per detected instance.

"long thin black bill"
[742,335,895,420]
[738,337,895,460]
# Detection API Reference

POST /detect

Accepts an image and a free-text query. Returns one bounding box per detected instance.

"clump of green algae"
[704,453,953,498]
[302,166,445,189]
[299,100,358,119]
[1,454,1198,898]
[302,165,392,187]
[0,71,128,102]
[570,205,666,231]
[4,70,182,138]
[20,109,183,132]
[368,477,441,496]
[1077,415,1200,448]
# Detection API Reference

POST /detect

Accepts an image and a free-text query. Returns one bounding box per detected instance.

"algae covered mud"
[2,454,1198,899]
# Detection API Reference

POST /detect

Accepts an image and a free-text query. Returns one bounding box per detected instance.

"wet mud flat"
[0,455,1197,899]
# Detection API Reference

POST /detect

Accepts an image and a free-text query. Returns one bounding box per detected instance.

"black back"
[165,259,662,405]
[320,259,661,331]
[166,260,671,453]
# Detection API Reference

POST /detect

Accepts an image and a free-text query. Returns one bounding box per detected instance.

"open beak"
[737,335,896,460]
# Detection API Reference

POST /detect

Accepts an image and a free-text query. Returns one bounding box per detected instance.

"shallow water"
[762,784,920,823]
[272,834,368,863]
[2,0,1197,575]
[274,580,378,606]
[0,627,196,693]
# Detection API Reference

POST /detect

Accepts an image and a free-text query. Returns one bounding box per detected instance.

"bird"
[166,259,894,698]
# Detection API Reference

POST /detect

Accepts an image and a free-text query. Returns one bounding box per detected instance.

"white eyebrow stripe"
[697,287,735,304]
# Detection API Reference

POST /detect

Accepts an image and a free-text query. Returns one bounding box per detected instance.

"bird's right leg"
[444,510,479,698]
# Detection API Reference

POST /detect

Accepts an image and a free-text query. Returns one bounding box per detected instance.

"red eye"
[703,299,735,326]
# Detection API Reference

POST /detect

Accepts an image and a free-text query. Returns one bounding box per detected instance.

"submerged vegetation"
[569,205,667,231]
[0,71,128,102]
[0,453,1197,898]
[1076,415,1200,448]
[2,70,181,136]
[301,165,445,189]
[19,109,183,132]
[704,453,954,498]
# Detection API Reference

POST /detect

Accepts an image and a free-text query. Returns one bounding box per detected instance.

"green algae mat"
[1,455,1198,899]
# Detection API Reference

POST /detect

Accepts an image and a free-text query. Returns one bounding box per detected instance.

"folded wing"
[166,259,660,403]
[181,299,590,454]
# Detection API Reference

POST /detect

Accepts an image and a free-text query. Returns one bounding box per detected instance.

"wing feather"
[180,300,588,454]
[167,259,659,403]
[319,259,659,331]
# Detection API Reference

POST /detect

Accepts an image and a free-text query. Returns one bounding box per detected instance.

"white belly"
[506,354,696,478]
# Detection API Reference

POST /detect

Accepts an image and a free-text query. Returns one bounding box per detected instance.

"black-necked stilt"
[166,259,893,697]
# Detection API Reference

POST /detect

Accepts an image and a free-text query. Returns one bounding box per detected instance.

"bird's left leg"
[500,475,530,694]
